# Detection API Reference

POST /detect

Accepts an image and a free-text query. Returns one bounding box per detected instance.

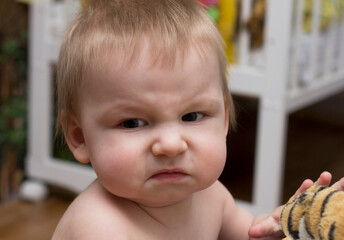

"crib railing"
[286,0,344,112]
[233,0,344,97]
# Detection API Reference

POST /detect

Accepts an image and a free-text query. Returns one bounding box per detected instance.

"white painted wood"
[290,0,305,90]
[250,0,294,211]
[28,0,52,161]
[27,0,96,194]
[27,156,96,193]
[309,0,322,82]
[339,10,344,71]
[287,69,344,113]
[323,1,336,77]
[229,65,265,97]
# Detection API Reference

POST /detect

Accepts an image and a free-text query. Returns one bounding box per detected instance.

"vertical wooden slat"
[253,0,293,211]
[309,0,322,81]
[290,0,305,90]
[339,4,344,70]
[323,0,337,77]
[237,0,253,65]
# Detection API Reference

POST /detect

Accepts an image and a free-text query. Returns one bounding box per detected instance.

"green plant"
[0,31,28,158]
[0,95,27,158]
[0,30,28,201]
[0,31,28,80]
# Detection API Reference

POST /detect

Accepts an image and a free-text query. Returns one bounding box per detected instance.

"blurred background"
[0,0,343,239]
[1,0,28,203]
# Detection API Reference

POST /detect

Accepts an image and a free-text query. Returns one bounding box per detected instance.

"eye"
[121,119,145,129]
[181,112,204,122]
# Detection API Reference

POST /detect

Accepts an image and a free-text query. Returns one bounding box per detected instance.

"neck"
[136,196,195,229]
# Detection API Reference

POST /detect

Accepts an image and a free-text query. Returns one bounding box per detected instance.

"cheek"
[202,138,227,171]
[192,129,227,180]
[86,135,144,189]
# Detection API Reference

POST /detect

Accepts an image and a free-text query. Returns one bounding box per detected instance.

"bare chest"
[127,205,224,240]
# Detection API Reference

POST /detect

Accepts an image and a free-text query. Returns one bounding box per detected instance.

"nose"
[151,126,188,157]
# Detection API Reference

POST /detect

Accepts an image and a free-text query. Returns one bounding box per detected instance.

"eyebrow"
[103,101,145,115]
[186,95,222,110]
[100,95,223,120]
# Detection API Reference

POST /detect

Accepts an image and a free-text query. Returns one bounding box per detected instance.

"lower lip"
[151,172,187,183]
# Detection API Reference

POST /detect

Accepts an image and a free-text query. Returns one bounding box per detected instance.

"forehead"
[80,44,224,117]
[77,38,228,127]
[83,42,222,95]
[89,36,220,74]
[88,42,221,88]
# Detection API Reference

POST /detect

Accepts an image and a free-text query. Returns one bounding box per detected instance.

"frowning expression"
[75,46,229,207]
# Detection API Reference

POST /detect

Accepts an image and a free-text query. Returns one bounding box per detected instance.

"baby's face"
[76,46,229,207]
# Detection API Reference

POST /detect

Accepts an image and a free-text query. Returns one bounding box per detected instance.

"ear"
[60,111,90,164]
[224,103,230,135]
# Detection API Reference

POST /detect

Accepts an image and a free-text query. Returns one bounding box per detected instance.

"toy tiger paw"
[280,184,344,240]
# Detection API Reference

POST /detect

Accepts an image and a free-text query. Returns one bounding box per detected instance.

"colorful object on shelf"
[199,0,237,63]
[303,0,344,32]
[198,0,220,21]
[81,0,89,8]
[246,0,266,50]
[16,0,33,4]
[280,185,344,240]
[217,0,237,63]
[245,0,344,50]
[199,0,218,5]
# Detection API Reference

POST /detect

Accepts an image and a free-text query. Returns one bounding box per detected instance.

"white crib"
[25,0,344,214]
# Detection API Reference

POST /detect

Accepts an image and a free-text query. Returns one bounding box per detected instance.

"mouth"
[150,169,188,183]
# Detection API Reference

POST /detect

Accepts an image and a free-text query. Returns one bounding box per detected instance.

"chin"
[143,184,215,208]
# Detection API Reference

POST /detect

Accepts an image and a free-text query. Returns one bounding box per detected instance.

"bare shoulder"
[194,180,234,212]
[202,180,233,202]
[52,181,130,240]
[217,180,255,240]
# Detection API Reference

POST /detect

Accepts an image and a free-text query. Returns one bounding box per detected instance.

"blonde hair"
[57,0,235,134]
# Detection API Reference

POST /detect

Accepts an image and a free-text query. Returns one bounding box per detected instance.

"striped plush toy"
[280,185,344,240]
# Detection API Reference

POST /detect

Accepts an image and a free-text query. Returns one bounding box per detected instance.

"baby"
[52,0,344,239]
